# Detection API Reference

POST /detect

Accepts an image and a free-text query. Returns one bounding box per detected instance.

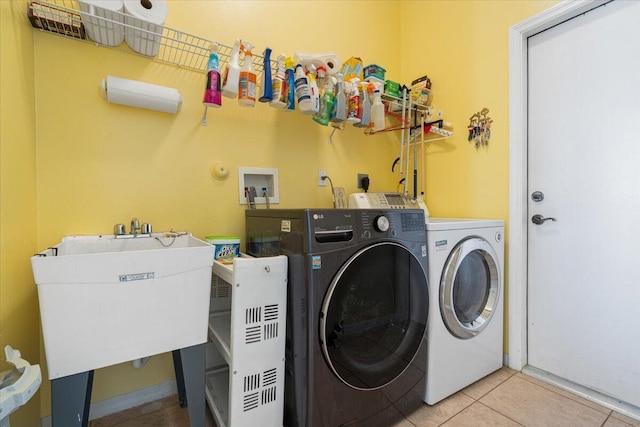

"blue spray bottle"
[259,47,273,102]
[284,56,296,112]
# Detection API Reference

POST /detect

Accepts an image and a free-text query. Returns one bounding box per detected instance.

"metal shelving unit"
[28,0,274,74]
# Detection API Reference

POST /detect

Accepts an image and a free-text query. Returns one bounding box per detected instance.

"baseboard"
[40,379,178,427]
[522,365,640,421]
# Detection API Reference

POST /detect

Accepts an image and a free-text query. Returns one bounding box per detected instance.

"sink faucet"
[130,217,141,235]
[114,218,151,238]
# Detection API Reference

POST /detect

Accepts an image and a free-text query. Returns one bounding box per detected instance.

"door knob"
[531,214,557,225]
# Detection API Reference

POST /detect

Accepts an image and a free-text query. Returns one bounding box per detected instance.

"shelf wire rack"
[28,0,275,74]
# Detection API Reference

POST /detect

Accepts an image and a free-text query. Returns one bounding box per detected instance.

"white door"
[527,0,640,408]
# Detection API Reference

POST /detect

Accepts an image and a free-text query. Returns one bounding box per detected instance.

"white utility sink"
[31,232,214,380]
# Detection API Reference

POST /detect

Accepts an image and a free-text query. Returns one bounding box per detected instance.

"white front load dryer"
[423,218,504,405]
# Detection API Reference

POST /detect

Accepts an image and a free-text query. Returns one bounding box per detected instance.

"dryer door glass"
[320,242,428,390]
[440,237,501,339]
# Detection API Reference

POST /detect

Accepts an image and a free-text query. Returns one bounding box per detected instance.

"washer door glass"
[320,242,428,390]
[440,237,500,339]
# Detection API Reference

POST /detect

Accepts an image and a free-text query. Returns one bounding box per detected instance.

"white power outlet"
[318,169,327,186]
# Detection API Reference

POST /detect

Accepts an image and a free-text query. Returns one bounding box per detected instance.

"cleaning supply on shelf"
[304,64,320,115]
[354,81,370,128]
[238,41,256,107]
[371,88,385,132]
[221,39,241,99]
[313,73,335,126]
[295,63,313,113]
[202,43,222,108]
[313,67,329,124]
[339,56,364,82]
[284,56,296,112]
[346,78,361,124]
[330,73,346,124]
[259,47,273,103]
[270,54,287,108]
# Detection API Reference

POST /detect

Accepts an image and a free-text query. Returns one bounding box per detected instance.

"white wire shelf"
[27,0,275,74]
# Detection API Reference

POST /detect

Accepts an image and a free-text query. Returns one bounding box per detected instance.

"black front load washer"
[246,209,429,426]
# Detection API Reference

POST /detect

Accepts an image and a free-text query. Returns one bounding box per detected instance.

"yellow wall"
[400,0,558,350]
[0,1,40,426]
[1,0,560,423]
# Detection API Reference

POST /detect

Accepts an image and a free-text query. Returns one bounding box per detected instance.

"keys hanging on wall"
[468,108,492,148]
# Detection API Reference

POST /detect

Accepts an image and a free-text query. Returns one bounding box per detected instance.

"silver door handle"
[531,214,557,225]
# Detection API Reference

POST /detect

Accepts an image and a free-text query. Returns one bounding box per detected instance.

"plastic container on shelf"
[206,236,241,263]
[363,64,386,81]
[384,80,401,98]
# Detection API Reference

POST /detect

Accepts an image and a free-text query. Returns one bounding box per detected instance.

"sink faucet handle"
[114,223,126,235]
[141,223,152,234]
[130,217,140,235]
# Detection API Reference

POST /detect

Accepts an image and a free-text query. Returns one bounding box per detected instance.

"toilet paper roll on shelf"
[77,0,125,47]
[101,75,182,114]
[124,0,168,57]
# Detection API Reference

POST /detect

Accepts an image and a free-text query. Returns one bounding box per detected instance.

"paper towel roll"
[123,0,168,57]
[293,52,342,75]
[77,0,125,47]
[102,75,182,114]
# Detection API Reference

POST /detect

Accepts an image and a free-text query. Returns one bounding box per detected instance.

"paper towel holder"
[100,75,182,114]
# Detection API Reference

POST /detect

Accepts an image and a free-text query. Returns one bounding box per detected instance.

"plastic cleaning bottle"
[269,54,287,108]
[284,56,296,112]
[238,42,256,107]
[221,39,241,98]
[330,73,346,124]
[203,43,222,108]
[354,82,370,128]
[259,47,273,102]
[313,67,329,123]
[295,63,313,112]
[346,78,361,124]
[313,74,335,126]
[371,88,386,132]
[303,63,319,115]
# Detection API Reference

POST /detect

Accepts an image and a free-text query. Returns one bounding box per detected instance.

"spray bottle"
[313,67,329,123]
[371,88,385,132]
[330,73,346,124]
[238,42,256,107]
[270,54,287,108]
[313,74,335,126]
[295,63,312,112]
[221,39,241,98]
[346,78,361,124]
[304,63,319,115]
[259,47,273,102]
[203,43,222,108]
[284,56,296,112]
[354,81,371,128]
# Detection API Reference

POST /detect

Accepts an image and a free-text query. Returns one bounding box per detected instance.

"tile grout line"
[477,400,526,426]
[461,368,519,401]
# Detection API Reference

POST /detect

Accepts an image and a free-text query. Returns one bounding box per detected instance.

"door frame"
[507,0,608,370]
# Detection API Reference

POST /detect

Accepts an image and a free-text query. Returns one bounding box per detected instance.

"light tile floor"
[91,368,640,426]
